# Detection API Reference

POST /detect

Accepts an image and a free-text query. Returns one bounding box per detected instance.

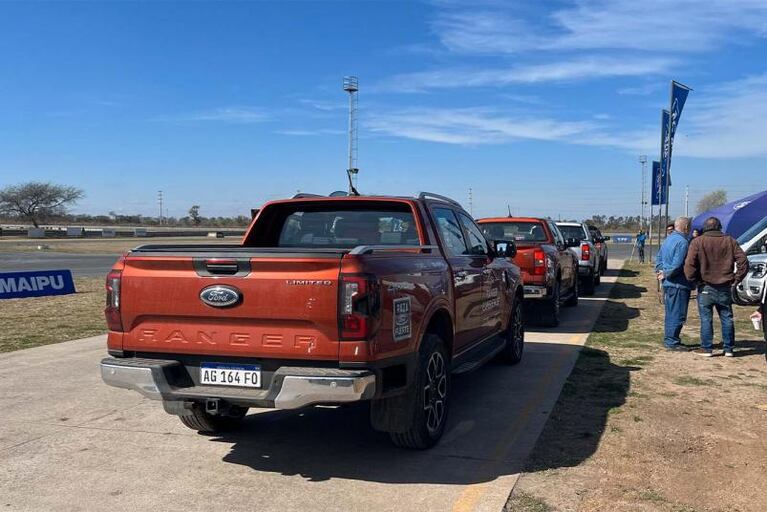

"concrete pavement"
[0,252,120,278]
[0,262,621,512]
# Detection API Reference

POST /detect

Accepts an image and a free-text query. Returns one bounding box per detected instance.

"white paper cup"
[751,313,763,331]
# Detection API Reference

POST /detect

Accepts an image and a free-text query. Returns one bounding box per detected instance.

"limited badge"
[393,297,412,342]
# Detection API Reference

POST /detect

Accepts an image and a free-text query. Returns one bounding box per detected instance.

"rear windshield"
[245,201,419,248]
[557,224,588,241]
[480,222,547,242]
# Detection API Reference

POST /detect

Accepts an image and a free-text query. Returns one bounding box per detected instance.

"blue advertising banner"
[664,82,692,185]
[659,109,671,196]
[0,270,76,299]
[651,160,666,205]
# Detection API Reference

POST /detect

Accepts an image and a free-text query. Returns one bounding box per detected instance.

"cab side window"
[459,213,489,256]
[433,208,468,257]
[548,221,564,245]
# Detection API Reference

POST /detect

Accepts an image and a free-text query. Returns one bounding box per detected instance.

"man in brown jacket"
[684,217,749,357]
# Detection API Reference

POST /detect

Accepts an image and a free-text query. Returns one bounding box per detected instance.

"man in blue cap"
[655,217,693,351]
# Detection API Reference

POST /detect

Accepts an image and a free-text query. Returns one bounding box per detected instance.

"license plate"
[200,363,261,388]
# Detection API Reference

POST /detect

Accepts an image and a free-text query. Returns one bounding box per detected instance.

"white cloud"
[367,107,598,145]
[167,107,268,124]
[433,1,767,55]
[368,73,767,160]
[675,73,767,158]
[276,128,344,136]
[379,56,675,92]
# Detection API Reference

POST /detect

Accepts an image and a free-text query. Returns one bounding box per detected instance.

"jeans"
[664,286,691,348]
[638,246,645,263]
[697,284,735,351]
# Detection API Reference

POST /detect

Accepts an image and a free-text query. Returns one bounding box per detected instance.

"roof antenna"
[346,168,360,196]
[507,204,512,217]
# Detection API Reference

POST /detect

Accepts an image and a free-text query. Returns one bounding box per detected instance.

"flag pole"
[664,81,673,230]
[657,110,664,251]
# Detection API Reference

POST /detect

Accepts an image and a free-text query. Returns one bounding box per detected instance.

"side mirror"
[493,240,517,258]
[565,238,581,248]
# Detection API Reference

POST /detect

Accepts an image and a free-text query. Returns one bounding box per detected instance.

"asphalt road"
[0,252,120,277]
[0,244,638,278]
[0,262,620,512]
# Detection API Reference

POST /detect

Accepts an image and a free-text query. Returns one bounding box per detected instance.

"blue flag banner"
[669,81,691,140]
[0,269,76,300]
[651,160,667,205]
[664,81,692,185]
[661,109,670,175]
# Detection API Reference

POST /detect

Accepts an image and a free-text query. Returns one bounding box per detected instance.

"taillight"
[339,274,379,340]
[581,243,591,261]
[105,270,123,332]
[533,248,546,276]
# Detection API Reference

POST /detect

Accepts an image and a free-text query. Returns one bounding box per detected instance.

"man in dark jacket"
[684,217,749,357]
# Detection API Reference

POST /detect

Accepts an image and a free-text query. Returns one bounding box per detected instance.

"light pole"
[343,76,359,195]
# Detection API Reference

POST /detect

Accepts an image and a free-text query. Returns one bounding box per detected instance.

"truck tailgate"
[119,254,342,359]
[513,245,544,284]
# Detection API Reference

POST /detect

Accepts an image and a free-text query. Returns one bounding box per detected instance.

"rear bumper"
[101,357,376,410]
[577,262,595,276]
[523,285,548,299]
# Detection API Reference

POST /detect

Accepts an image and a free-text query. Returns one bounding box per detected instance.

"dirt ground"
[0,236,236,254]
[508,263,767,512]
[0,276,104,352]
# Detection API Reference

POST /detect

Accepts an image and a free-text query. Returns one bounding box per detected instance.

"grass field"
[508,262,767,512]
[0,236,237,254]
[0,276,105,353]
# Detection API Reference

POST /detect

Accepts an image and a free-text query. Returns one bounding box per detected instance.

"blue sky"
[1,0,766,220]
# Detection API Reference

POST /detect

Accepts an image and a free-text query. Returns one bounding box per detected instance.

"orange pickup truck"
[101,192,524,449]
[479,217,579,327]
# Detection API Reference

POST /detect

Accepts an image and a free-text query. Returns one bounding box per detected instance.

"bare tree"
[696,189,728,214]
[0,182,84,227]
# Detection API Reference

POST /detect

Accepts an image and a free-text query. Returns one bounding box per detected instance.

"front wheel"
[389,334,450,450]
[499,299,524,364]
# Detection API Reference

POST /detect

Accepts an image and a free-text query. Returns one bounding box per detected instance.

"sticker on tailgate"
[393,297,412,342]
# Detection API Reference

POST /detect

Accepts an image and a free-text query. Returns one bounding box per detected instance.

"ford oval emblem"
[199,285,241,308]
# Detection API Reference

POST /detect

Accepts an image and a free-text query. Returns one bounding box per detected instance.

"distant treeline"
[0,213,252,228]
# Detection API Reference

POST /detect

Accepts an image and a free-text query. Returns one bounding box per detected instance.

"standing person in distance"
[684,217,748,357]
[656,217,693,351]
[636,230,647,263]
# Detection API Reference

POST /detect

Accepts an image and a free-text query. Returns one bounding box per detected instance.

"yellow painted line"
[451,345,576,512]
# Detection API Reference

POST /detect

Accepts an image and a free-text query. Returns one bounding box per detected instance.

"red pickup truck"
[478,217,579,327]
[101,192,524,449]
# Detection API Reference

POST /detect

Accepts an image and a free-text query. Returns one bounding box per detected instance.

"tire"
[178,404,248,434]
[389,334,450,450]
[581,272,596,296]
[564,276,579,307]
[539,281,561,327]
[499,298,524,364]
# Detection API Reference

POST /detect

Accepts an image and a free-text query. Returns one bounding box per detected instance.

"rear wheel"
[389,334,450,449]
[581,271,596,296]
[539,282,561,327]
[178,404,248,434]
[564,276,579,307]
[499,299,524,364]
